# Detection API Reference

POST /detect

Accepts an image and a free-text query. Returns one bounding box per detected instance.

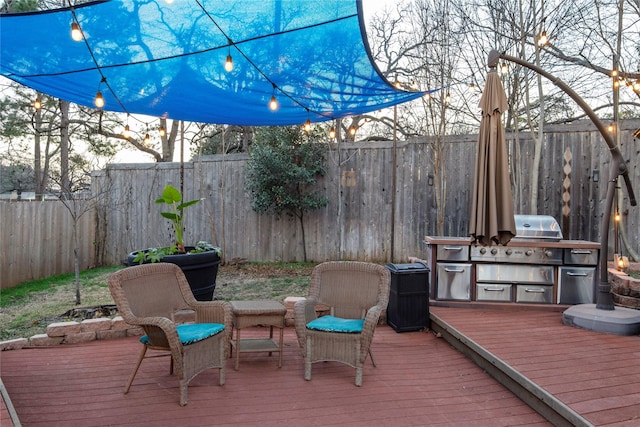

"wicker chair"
[294,261,391,386]
[108,263,233,406]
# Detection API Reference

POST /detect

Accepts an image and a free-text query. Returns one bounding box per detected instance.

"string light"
[607,123,615,133]
[633,80,640,93]
[500,63,508,74]
[144,133,150,145]
[614,210,621,222]
[70,22,83,41]
[444,92,451,103]
[329,126,336,139]
[94,77,107,109]
[94,90,104,108]
[159,126,166,137]
[122,124,130,139]
[537,31,549,47]
[304,109,311,132]
[349,126,356,136]
[224,39,234,72]
[268,84,278,111]
[33,98,42,110]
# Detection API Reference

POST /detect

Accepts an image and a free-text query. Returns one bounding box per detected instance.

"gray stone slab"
[563,303,640,335]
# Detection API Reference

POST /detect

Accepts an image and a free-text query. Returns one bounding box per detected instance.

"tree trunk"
[59,99,71,196]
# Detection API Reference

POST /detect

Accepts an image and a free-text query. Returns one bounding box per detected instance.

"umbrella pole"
[494,50,637,311]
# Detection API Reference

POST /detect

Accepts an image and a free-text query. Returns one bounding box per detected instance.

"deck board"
[430,306,640,426]
[1,324,549,426]
[2,306,639,426]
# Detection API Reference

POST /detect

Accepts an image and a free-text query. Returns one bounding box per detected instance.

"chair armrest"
[293,297,319,353]
[190,301,233,357]
[358,304,385,363]
[294,297,319,324]
[191,301,233,326]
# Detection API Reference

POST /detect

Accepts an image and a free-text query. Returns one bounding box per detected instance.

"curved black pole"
[493,50,637,310]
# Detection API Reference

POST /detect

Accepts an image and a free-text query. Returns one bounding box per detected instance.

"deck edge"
[429,311,594,427]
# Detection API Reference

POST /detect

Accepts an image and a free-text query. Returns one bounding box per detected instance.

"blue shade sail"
[0,0,427,126]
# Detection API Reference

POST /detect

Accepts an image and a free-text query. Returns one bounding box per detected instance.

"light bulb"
[225,54,233,72]
[349,126,356,136]
[633,80,640,92]
[123,124,130,139]
[444,92,451,103]
[269,95,278,111]
[615,212,621,222]
[304,119,311,133]
[500,63,508,74]
[94,91,104,108]
[144,133,150,145]
[329,127,336,139]
[537,31,548,47]
[608,123,615,133]
[71,22,83,41]
[34,98,42,110]
[159,126,166,137]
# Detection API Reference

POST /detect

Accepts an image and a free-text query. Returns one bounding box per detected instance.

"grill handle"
[524,288,546,293]
[443,246,463,251]
[482,286,505,292]
[444,267,465,273]
[567,272,588,277]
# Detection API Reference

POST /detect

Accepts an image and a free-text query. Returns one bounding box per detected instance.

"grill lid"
[514,215,563,241]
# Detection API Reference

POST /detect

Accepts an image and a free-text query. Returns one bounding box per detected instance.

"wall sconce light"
[427,174,434,186]
[341,169,356,188]
[592,169,599,182]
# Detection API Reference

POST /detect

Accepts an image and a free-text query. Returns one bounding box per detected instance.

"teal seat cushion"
[306,315,364,333]
[140,323,224,346]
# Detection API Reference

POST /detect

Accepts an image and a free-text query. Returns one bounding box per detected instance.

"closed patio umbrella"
[469,52,516,246]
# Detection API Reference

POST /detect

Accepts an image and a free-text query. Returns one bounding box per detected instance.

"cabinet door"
[436,263,471,300]
[558,267,596,304]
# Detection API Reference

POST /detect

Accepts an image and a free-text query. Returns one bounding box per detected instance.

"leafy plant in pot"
[127,184,222,301]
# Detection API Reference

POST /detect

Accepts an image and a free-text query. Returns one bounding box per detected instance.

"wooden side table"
[230,300,287,370]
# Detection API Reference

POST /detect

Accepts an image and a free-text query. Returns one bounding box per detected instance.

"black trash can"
[385,262,430,332]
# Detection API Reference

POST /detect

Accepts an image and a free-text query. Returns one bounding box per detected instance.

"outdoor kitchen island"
[424,222,600,306]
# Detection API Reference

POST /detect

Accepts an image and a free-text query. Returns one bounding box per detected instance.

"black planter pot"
[127,247,221,301]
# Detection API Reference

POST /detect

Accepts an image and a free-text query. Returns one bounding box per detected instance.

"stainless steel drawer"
[436,263,471,300]
[564,248,598,266]
[436,245,469,262]
[558,266,596,304]
[516,285,553,303]
[476,264,554,285]
[476,284,512,302]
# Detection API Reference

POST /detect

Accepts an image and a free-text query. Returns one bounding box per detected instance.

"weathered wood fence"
[1,200,96,288]
[2,119,639,288]
[92,119,640,265]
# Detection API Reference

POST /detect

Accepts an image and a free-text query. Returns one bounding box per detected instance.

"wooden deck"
[1,305,639,426]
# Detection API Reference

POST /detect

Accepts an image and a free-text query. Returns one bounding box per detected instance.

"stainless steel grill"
[425,215,598,305]
[471,215,564,265]
[514,214,563,241]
